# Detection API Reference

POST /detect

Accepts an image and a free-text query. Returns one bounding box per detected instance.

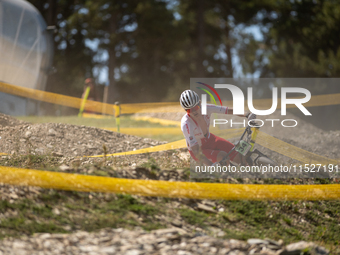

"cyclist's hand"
[247,112,256,121]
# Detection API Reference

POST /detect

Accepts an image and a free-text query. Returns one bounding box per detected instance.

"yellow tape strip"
[82,113,113,119]
[136,105,182,113]
[87,129,244,158]
[2,81,340,115]
[122,93,340,113]
[257,131,338,164]
[121,102,179,114]
[125,93,340,113]
[103,127,182,136]
[0,127,335,165]
[0,81,179,115]
[0,166,340,200]
[0,81,114,115]
[88,139,186,158]
[87,127,337,165]
[132,116,181,126]
[300,93,340,108]
[0,128,242,158]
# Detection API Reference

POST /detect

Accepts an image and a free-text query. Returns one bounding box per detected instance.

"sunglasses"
[186,105,200,113]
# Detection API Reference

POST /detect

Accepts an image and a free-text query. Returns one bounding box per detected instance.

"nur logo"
[196,82,223,115]
[198,83,312,116]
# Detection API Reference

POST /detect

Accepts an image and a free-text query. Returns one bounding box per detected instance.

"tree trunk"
[47,0,57,26]
[197,0,205,76]
[225,24,233,78]
[107,13,118,104]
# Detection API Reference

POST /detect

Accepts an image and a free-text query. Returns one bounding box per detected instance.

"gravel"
[0,119,166,157]
[0,228,329,255]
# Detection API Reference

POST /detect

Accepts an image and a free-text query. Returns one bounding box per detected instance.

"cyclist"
[180,89,256,166]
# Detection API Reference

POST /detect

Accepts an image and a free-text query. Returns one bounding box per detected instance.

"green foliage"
[260,0,340,78]
[141,157,160,171]
[283,216,292,226]
[27,0,274,104]
[27,0,340,107]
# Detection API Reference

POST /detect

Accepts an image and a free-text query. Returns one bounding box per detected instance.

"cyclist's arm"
[191,144,213,166]
[226,108,248,118]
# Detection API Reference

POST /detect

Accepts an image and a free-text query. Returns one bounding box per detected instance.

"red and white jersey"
[181,104,228,149]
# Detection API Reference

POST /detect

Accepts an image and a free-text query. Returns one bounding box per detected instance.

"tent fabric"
[0,0,53,91]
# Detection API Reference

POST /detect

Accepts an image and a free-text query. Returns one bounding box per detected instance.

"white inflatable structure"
[0,0,54,115]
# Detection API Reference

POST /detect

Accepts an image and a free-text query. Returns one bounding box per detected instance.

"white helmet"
[180,90,200,110]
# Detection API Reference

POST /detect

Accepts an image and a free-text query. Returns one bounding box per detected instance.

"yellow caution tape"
[132,116,181,126]
[0,153,8,156]
[103,127,183,136]
[296,93,340,108]
[88,139,186,158]
[125,93,340,113]
[257,131,338,165]
[0,129,242,158]
[2,81,340,115]
[121,102,179,114]
[87,129,245,158]
[136,105,182,113]
[119,117,337,164]
[122,93,340,113]
[0,166,340,200]
[0,81,114,115]
[0,81,177,115]
[82,113,113,119]
[0,127,335,165]
[87,127,337,165]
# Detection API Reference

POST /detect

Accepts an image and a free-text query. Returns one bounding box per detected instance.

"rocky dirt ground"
[0,113,166,157]
[0,228,329,255]
[0,112,339,254]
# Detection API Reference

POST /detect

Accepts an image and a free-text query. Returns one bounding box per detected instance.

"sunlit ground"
[17,115,184,142]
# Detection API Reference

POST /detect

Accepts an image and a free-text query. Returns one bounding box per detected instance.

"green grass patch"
[0,192,165,239]
[223,200,270,226]
[0,217,67,237]
[283,216,292,226]
[103,194,157,215]
[140,157,160,171]
[0,189,340,251]
[0,154,60,170]
[179,208,209,227]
